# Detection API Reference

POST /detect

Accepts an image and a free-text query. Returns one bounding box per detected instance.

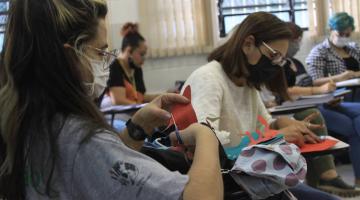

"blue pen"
[171,114,184,145]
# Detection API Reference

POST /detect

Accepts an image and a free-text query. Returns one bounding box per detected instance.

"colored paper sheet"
[169,86,198,130]
[300,139,338,153]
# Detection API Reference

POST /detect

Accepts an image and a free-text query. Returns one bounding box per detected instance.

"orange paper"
[300,139,338,153]
[169,86,198,130]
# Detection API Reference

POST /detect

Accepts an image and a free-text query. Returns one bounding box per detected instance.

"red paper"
[169,86,198,130]
[300,139,338,153]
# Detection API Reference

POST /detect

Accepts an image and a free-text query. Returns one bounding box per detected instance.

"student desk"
[336,78,360,102]
[269,88,352,116]
[302,136,349,158]
[101,104,146,126]
[269,104,316,116]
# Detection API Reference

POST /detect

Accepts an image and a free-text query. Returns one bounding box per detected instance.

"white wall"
[293,31,317,64]
[107,0,139,51]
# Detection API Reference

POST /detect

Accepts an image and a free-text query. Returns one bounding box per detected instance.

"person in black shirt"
[104,23,158,106]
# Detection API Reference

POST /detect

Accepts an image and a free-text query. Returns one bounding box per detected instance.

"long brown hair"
[286,22,304,39]
[0,0,109,199]
[208,12,292,100]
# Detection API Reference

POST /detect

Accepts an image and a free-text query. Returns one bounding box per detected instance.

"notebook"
[101,103,147,114]
[336,78,360,87]
[299,88,351,99]
[269,88,351,114]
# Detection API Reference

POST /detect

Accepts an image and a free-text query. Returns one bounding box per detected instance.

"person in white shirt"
[183,12,340,200]
[0,0,222,199]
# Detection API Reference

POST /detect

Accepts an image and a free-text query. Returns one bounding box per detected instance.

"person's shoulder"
[189,61,225,81]
[58,115,117,145]
[311,40,328,54]
[110,59,124,72]
[307,40,329,61]
[55,116,120,172]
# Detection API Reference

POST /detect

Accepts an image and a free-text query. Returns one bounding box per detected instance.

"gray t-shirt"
[26,116,189,200]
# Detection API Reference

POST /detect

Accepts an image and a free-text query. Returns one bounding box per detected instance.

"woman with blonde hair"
[0,0,222,199]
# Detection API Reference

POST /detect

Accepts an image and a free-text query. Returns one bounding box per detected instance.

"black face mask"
[247,54,282,84]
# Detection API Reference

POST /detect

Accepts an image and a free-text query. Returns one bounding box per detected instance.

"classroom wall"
[107,1,360,93]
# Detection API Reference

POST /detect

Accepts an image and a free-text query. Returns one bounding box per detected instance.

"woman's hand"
[314,82,336,94]
[280,125,320,147]
[279,113,322,147]
[264,100,278,108]
[132,93,189,135]
[339,70,356,81]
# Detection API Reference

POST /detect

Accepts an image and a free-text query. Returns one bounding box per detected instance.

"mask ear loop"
[69,45,96,84]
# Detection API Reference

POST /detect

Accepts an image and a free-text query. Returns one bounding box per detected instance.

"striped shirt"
[306,39,360,80]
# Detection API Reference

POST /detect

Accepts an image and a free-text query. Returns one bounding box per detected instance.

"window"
[0,0,9,52]
[218,0,308,37]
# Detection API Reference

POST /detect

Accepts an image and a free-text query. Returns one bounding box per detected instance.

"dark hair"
[121,22,145,52]
[286,22,303,39]
[0,0,109,199]
[208,12,292,100]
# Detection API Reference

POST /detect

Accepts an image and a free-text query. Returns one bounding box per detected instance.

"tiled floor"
[334,164,360,200]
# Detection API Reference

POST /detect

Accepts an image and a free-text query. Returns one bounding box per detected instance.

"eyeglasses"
[87,46,119,70]
[262,42,287,67]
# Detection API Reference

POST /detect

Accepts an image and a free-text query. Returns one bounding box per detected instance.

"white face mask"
[332,36,351,48]
[84,59,110,98]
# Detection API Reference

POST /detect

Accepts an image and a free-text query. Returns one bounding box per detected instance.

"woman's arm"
[288,86,314,96]
[182,124,223,200]
[109,87,137,105]
[121,124,224,200]
[119,94,189,151]
[118,94,223,199]
[313,71,354,86]
[288,82,336,96]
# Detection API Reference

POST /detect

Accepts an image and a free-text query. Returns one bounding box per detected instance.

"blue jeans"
[344,88,360,102]
[290,183,339,200]
[319,102,360,178]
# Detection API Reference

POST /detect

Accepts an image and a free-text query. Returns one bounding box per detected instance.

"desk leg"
[352,88,357,102]
[111,114,115,127]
